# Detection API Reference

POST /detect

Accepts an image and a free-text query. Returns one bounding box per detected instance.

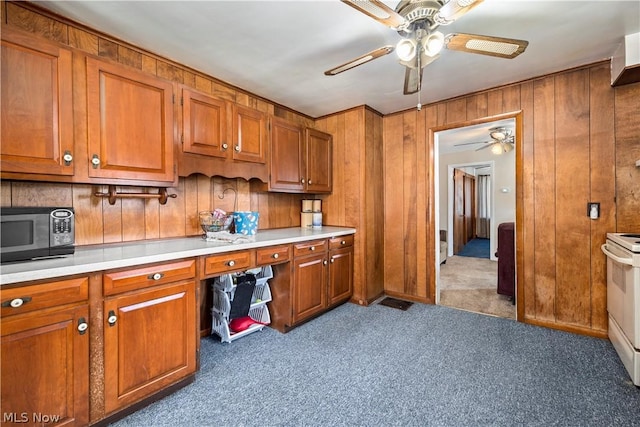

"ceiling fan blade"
[454,140,489,147]
[341,0,407,29]
[325,46,394,76]
[403,66,423,95]
[445,33,529,59]
[435,0,484,25]
[475,143,495,152]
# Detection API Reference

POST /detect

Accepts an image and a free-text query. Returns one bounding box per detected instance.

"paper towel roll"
[312,200,322,212]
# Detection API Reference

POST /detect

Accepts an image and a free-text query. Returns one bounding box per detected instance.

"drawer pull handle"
[2,297,32,308]
[107,310,117,326]
[227,260,236,267]
[272,253,279,259]
[77,318,88,335]
[310,246,315,251]
[148,272,164,281]
[341,240,346,245]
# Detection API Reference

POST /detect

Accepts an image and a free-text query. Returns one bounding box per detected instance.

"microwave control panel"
[50,209,75,247]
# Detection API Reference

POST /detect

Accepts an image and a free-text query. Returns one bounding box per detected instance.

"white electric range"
[602,233,640,386]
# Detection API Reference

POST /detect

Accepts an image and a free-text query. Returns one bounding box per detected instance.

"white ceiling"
[37,0,639,121]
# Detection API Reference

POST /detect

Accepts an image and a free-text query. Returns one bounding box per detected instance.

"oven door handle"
[601,244,633,266]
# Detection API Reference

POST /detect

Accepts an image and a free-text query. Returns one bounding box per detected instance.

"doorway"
[434,117,516,320]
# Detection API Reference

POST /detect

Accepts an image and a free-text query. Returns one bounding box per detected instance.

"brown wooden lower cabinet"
[0,278,90,427]
[102,262,197,415]
[292,249,328,324]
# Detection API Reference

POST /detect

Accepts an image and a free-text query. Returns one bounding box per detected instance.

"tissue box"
[233,211,259,235]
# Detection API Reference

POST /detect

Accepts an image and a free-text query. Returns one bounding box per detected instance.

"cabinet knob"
[341,240,346,245]
[227,260,236,267]
[272,253,279,259]
[222,143,229,150]
[107,310,117,326]
[308,179,312,185]
[330,258,335,263]
[310,246,315,251]
[2,297,32,308]
[91,154,100,169]
[77,318,88,335]
[63,150,73,166]
[234,145,241,152]
[148,272,164,281]
[323,260,328,265]
[301,178,305,184]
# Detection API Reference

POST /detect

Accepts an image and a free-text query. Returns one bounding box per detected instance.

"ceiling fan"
[325,0,529,95]
[454,126,515,154]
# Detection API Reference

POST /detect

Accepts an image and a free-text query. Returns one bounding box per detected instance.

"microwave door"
[1,214,50,259]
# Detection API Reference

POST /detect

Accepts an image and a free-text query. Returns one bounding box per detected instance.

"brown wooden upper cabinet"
[231,104,268,164]
[178,87,269,181]
[1,28,74,178]
[85,56,176,186]
[269,117,333,194]
[181,87,229,159]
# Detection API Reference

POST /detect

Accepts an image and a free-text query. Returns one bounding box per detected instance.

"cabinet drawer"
[203,250,254,276]
[329,235,354,250]
[256,245,290,265]
[103,259,196,296]
[1,277,88,317]
[293,239,327,257]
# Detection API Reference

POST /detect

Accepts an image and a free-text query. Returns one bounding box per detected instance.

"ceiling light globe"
[396,39,417,61]
[503,142,514,153]
[423,31,445,57]
[491,144,503,155]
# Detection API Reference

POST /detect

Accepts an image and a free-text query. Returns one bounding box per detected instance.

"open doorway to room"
[434,117,516,320]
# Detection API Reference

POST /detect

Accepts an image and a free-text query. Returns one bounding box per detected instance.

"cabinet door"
[1,305,89,427]
[104,280,196,413]
[1,29,74,176]
[292,253,327,324]
[182,88,229,158]
[231,104,267,163]
[269,117,304,192]
[328,246,354,307]
[305,128,332,193]
[86,57,176,184]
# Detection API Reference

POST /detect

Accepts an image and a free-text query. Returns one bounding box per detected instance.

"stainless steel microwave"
[0,207,75,263]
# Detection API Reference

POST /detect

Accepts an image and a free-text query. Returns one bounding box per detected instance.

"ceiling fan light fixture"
[423,31,445,57]
[396,38,417,61]
[434,0,483,25]
[489,129,506,140]
[502,142,513,153]
[491,143,504,155]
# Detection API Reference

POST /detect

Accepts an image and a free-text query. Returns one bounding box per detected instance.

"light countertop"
[0,226,356,286]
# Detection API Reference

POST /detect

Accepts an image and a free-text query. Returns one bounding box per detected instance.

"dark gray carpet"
[110,303,639,427]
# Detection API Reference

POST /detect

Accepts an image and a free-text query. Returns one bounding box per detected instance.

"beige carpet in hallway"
[439,255,515,320]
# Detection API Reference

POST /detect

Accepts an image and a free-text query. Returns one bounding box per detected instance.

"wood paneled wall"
[383,62,639,337]
[315,107,385,305]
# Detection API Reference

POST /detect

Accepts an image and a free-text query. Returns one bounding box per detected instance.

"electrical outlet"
[587,202,600,219]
